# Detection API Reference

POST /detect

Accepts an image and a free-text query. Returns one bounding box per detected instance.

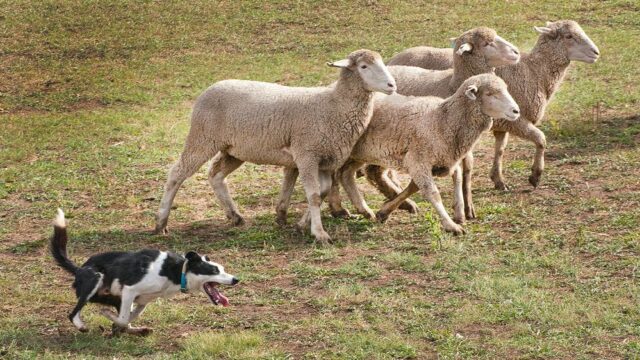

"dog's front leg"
[129,303,147,323]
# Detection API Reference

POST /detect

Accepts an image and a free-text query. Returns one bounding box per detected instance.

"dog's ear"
[185,251,201,262]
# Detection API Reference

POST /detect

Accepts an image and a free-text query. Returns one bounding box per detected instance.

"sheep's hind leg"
[156,143,217,234]
[340,161,375,219]
[462,153,476,219]
[327,171,351,219]
[276,167,298,226]
[364,165,419,214]
[209,153,245,226]
[490,131,510,191]
[509,121,547,188]
[452,164,465,224]
[296,161,331,245]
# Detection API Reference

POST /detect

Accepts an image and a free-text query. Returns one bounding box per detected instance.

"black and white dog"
[50,209,239,335]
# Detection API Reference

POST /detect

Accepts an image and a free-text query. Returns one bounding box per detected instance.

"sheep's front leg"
[296,162,331,245]
[452,164,465,224]
[462,153,476,219]
[408,163,465,235]
[276,167,298,226]
[509,121,547,188]
[327,171,351,219]
[490,131,510,191]
[339,161,375,219]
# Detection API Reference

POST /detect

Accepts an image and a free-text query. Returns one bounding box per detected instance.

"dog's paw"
[126,326,153,336]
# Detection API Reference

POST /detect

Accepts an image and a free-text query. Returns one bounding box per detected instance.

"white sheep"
[155,49,396,245]
[388,46,454,70]
[338,73,520,234]
[388,20,600,190]
[326,27,520,222]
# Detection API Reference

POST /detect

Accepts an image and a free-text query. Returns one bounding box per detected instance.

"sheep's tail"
[50,208,79,275]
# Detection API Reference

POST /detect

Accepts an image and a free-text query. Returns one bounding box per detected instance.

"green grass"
[1,0,639,359]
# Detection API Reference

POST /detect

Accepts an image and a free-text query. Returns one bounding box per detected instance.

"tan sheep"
[329,27,520,222]
[388,20,600,190]
[339,74,520,234]
[155,49,396,245]
[388,46,454,70]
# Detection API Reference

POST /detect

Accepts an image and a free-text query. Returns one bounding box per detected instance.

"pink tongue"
[210,287,230,307]
[218,293,229,307]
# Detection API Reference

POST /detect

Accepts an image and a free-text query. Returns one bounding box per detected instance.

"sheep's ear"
[456,43,473,55]
[465,85,478,100]
[534,26,555,36]
[545,21,554,27]
[327,59,351,68]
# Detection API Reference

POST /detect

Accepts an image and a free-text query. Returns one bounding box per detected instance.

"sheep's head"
[534,20,600,63]
[328,49,396,94]
[463,74,520,122]
[452,27,520,68]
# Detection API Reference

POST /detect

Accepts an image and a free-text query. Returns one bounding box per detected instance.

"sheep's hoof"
[493,181,510,191]
[314,231,332,246]
[153,224,169,235]
[528,171,542,188]
[399,200,418,214]
[444,223,466,235]
[331,208,352,219]
[78,326,89,333]
[376,211,390,223]
[453,216,465,225]
[465,205,476,220]
[276,211,288,227]
[229,213,245,226]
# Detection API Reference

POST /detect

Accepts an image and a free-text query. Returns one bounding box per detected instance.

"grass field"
[1,1,639,358]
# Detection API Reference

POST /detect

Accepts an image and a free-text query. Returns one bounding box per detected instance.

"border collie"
[50,209,239,336]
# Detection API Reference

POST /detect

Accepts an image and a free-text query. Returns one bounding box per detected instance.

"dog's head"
[184,251,239,306]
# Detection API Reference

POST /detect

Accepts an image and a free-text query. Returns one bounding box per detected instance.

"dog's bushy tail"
[50,208,79,275]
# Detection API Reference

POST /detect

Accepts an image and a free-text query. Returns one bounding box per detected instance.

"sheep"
[337,73,520,234]
[388,20,600,190]
[388,46,454,70]
[154,49,396,245]
[323,27,520,222]
[390,27,520,98]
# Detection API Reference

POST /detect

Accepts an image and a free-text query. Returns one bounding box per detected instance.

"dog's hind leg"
[101,286,135,330]
[69,267,103,332]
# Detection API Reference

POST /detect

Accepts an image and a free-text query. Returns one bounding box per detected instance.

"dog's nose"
[231,277,240,285]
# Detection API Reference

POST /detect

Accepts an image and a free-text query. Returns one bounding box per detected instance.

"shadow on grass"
[0,326,159,358]
[547,114,639,159]
[5,211,378,255]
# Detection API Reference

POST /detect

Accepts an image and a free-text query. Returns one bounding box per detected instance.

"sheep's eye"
[565,34,573,40]
[360,65,367,69]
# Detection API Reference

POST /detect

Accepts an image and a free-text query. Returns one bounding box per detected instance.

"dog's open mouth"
[203,282,229,306]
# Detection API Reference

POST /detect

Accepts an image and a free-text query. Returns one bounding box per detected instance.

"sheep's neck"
[449,55,493,92]
[437,97,492,160]
[525,37,571,100]
[333,69,375,125]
